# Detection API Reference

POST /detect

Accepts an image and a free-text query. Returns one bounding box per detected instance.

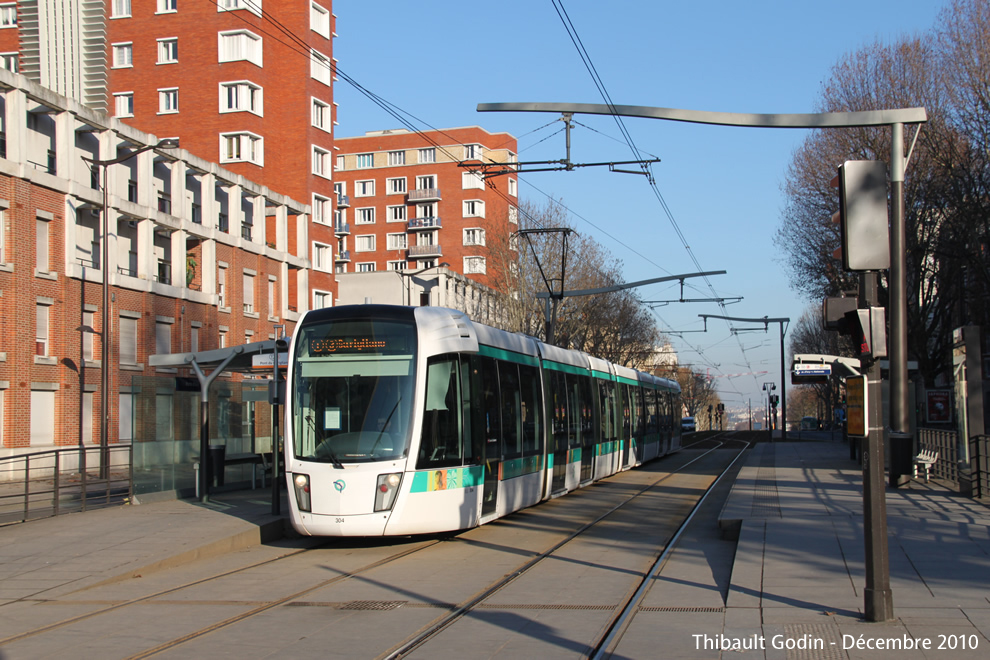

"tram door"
[620,384,633,467]
[577,376,594,483]
[599,381,616,473]
[478,357,501,518]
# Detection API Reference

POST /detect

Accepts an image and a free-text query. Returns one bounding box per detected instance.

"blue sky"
[331,0,949,411]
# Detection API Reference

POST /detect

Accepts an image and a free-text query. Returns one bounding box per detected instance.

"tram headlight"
[374,472,402,512]
[292,473,311,512]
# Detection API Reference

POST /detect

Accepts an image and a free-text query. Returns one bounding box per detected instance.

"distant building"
[333,127,520,294]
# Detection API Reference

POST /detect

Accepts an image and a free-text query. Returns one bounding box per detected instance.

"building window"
[312,146,331,177]
[356,153,374,169]
[313,243,332,271]
[191,326,199,353]
[509,205,519,224]
[418,148,435,164]
[0,208,6,263]
[114,92,134,118]
[218,30,263,66]
[310,2,331,38]
[111,0,131,19]
[356,208,375,225]
[157,38,178,64]
[112,43,132,68]
[335,155,345,172]
[220,81,263,115]
[36,303,50,356]
[0,52,16,72]
[82,311,95,361]
[36,217,50,273]
[243,272,255,314]
[310,49,332,85]
[355,180,374,197]
[221,132,263,165]
[157,0,177,14]
[312,98,330,131]
[464,144,482,160]
[217,265,227,308]
[357,263,375,273]
[464,256,487,274]
[313,194,331,225]
[417,175,436,190]
[0,3,16,28]
[462,171,484,190]
[388,151,405,166]
[30,390,55,447]
[219,329,227,349]
[268,277,277,318]
[120,316,138,365]
[355,235,375,252]
[464,228,486,246]
[314,290,332,309]
[387,261,407,271]
[508,178,518,197]
[463,200,485,218]
[219,0,262,16]
[155,320,172,355]
[158,88,179,114]
[387,233,407,250]
[387,177,406,195]
[387,205,406,223]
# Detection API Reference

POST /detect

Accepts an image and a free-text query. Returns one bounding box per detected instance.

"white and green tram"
[285,305,681,537]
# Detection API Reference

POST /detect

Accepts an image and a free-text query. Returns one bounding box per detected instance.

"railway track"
[0,436,748,659]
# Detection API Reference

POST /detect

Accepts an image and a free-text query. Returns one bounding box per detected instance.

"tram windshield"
[291,316,416,464]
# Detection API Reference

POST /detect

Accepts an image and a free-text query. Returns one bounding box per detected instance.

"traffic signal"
[831,161,890,272]
[823,295,858,333]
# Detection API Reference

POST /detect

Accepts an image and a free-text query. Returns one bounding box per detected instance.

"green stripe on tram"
[542,360,591,377]
[478,344,540,367]
[502,455,543,480]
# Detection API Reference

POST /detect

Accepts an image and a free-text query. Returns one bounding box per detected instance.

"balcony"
[408,188,441,202]
[407,217,441,231]
[336,194,350,208]
[408,244,442,259]
[335,250,351,262]
[334,222,350,235]
[241,224,253,241]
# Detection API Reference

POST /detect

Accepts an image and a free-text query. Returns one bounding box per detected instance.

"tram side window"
[566,373,583,449]
[548,370,569,453]
[631,386,645,438]
[645,388,659,435]
[620,383,632,438]
[417,355,464,469]
[518,363,542,456]
[599,381,615,442]
[479,356,502,458]
[499,362,523,460]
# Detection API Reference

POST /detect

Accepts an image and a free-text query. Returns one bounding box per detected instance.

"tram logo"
[333,479,346,493]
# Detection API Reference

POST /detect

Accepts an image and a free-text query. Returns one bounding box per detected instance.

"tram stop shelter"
[149,340,287,509]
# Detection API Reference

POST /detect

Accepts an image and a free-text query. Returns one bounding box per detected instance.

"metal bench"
[913,449,938,483]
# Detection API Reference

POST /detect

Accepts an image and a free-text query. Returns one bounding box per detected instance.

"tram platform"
[2,440,988,658]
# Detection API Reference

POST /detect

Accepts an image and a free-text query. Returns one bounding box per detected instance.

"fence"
[0,445,133,525]
[917,428,959,482]
[973,435,989,499]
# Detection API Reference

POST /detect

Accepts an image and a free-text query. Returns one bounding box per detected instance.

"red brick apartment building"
[0,0,338,307]
[334,127,520,292]
[0,68,308,463]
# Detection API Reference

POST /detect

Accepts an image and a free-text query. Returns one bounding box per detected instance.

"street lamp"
[83,138,179,479]
[762,382,776,438]
[397,262,448,306]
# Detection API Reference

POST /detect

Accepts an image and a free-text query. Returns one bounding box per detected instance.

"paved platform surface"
[624,440,990,659]
[1,441,988,658]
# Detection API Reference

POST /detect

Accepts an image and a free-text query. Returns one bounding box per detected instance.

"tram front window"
[292,317,416,463]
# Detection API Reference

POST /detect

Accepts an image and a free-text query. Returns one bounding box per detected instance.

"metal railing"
[972,435,988,499]
[917,428,959,482]
[0,445,133,525]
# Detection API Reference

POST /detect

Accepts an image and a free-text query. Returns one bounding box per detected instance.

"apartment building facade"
[333,127,520,294]
[1,0,339,307]
[0,69,308,464]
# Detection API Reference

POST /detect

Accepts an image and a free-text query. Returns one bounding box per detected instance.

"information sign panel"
[846,375,868,437]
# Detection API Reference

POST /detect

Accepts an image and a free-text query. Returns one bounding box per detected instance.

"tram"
[283,305,681,536]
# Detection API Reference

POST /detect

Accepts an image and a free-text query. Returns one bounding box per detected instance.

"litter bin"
[888,431,913,488]
[208,444,226,487]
